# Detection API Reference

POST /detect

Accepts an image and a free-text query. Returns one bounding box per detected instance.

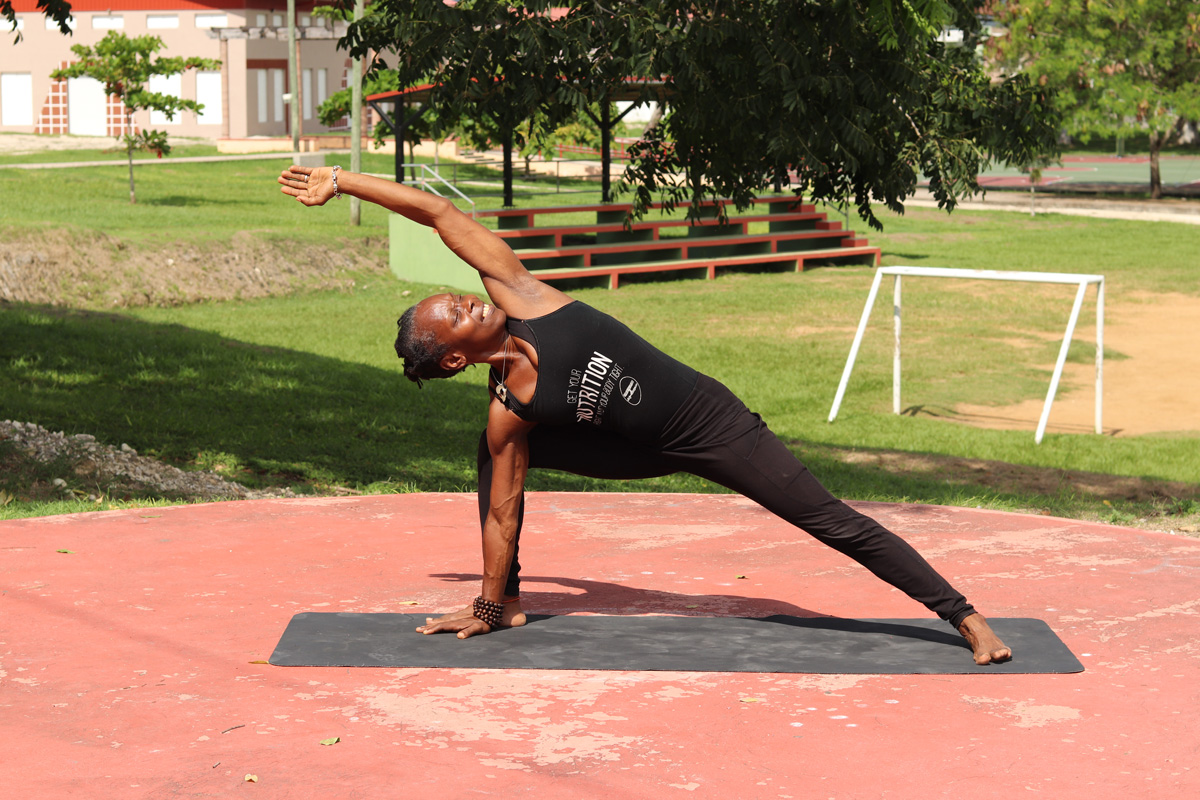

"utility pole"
[349,0,364,225]
[287,0,299,153]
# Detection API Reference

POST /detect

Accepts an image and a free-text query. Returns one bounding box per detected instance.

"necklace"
[495,335,512,402]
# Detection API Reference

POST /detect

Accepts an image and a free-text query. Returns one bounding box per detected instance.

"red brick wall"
[35,63,68,134]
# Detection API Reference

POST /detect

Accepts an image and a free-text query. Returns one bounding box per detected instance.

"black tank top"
[491,302,699,443]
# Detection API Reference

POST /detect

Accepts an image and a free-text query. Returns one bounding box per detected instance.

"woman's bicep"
[485,405,535,515]
[436,213,529,286]
[437,215,572,316]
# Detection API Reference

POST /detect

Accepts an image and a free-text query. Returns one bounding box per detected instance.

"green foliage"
[49,32,220,202]
[3,0,73,41]
[346,0,1061,227]
[318,68,409,147]
[994,0,1200,198]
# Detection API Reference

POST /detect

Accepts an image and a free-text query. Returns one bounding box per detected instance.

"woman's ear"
[440,350,469,372]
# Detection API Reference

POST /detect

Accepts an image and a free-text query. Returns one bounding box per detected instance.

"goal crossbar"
[827,266,1105,444]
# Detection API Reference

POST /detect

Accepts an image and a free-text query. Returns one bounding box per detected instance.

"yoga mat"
[269,613,1083,674]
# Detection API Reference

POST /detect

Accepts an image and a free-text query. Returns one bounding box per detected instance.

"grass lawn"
[2,155,1198,530]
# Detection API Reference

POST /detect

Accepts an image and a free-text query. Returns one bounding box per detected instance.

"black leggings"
[477,374,976,629]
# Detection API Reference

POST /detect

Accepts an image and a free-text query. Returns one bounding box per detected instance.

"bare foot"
[958,613,1012,665]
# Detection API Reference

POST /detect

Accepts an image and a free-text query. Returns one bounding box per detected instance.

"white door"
[68,76,107,136]
[196,71,222,125]
[148,73,181,126]
[1,73,34,126]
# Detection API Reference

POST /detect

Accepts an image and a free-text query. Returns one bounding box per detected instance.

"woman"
[278,165,1011,665]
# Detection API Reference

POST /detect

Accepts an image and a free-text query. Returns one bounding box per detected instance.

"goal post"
[827,266,1105,444]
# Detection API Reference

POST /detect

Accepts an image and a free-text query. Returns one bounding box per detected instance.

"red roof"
[9,1,322,11]
[366,78,669,105]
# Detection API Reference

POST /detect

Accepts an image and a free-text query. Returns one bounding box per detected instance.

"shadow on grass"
[0,303,489,491]
[142,195,245,208]
[0,303,734,496]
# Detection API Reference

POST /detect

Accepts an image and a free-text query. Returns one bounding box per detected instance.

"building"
[0,1,357,142]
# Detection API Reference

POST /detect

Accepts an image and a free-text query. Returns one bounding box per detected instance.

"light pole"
[287,0,299,153]
[349,0,364,225]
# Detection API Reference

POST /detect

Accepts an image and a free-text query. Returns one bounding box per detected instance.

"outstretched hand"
[278,165,336,206]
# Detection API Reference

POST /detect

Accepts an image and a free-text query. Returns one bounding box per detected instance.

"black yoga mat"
[268,613,1082,674]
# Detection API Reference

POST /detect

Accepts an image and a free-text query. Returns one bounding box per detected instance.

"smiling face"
[412,293,508,371]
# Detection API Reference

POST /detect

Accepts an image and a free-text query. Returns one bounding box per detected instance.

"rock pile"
[1,420,293,501]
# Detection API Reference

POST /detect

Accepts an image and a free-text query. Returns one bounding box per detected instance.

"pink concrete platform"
[3,493,1198,798]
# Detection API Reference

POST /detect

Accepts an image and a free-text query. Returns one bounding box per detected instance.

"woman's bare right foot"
[958,613,1012,665]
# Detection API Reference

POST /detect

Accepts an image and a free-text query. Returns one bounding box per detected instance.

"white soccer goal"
[827,266,1105,444]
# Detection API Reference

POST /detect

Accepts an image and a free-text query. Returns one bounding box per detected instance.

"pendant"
[495,383,508,402]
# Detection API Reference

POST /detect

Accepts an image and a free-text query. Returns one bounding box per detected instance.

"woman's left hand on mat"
[415,616,491,639]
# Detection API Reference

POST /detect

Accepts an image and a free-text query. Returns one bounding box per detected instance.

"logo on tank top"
[619,375,641,406]
[570,350,631,425]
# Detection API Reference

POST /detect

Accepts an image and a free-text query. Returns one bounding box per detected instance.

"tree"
[3,0,73,42]
[344,0,617,205]
[50,32,221,204]
[993,0,1200,199]
[344,0,1060,227]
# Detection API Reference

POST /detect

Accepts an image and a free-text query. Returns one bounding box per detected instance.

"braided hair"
[394,303,467,387]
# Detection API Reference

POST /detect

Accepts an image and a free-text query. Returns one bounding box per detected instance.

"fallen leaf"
[735,574,746,579]
[244,774,258,783]
[685,604,699,609]
[397,601,419,606]
[248,660,269,664]
[739,698,763,704]
[57,549,74,554]
[319,737,340,746]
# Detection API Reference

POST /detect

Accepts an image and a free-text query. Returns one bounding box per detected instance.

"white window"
[271,13,283,27]
[255,70,268,123]
[45,15,74,31]
[147,15,179,30]
[1,73,34,126]
[302,69,313,120]
[299,14,310,26]
[195,13,228,28]
[148,73,182,126]
[92,15,124,30]
[317,68,328,104]
[271,69,284,122]
[196,71,222,125]
[256,13,267,27]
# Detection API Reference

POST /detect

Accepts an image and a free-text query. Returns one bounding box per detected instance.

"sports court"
[4,492,1197,797]
[976,154,1200,192]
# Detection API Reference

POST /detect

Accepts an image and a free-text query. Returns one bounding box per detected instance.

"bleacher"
[387,196,881,291]
[477,197,880,289]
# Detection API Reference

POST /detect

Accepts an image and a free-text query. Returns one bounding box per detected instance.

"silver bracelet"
[331,165,342,200]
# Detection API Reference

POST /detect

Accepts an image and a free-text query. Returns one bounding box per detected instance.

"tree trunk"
[642,103,664,136]
[1148,130,1164,200]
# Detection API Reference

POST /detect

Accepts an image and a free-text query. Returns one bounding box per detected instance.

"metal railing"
[400,162,477,217]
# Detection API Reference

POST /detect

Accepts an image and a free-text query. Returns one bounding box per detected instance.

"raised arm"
[279,165,566,317]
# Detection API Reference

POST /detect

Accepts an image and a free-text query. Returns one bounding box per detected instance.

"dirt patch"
[801,441,1200,535]
[0,133,208,155]
[954,293,1200,437]
[0,227,390,308]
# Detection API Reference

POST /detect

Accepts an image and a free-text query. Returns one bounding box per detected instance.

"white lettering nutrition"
[574,351,615,423]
